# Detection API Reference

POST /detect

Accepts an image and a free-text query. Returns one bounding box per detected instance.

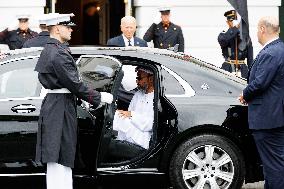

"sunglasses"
[136,76,147,81]
[19,19,28,23]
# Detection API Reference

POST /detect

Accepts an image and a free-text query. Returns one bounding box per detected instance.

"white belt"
[47,88,71,93]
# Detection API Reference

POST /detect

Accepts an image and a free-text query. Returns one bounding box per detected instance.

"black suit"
[143,22,184,52]
[23,31,50,48]
[243,38,284,188]
[107,35,147,47]
[0,28,38,50]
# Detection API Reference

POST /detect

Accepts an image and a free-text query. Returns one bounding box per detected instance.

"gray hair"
[121,16,136,26]
[259,16,280,34]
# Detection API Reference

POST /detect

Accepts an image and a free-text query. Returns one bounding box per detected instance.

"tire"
[169,134,245,189]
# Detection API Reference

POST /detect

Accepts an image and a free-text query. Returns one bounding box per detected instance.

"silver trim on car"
[182,145,234,189]
[0,55,40,65]
[162,65,195,98]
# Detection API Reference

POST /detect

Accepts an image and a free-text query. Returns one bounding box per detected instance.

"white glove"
[100,92,113,104]
[232,19,240,27]
[153,13,161,24]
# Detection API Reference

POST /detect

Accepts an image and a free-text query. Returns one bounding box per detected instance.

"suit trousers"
[47,162,72,189]
[252,126,284,189]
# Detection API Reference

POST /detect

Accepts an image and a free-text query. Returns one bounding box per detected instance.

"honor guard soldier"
[143,7,184,52]
[23,14,52,48]
[34,13,113,189]
[218,10,249,78]
[0,15,38,50]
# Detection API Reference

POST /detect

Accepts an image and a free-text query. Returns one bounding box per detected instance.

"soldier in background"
[218,10,249,78]
[23,14,51,48]
[0,15,38,50]
[143,7,184,52]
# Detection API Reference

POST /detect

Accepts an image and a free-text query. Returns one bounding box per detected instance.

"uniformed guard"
[0,14,38,50]
[218,10,249,78]
[34,13,113,189]
[23,14,52,48]
[143,7,185,52]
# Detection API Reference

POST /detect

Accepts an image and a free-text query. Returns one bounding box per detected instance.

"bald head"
[120,16,137,40]
[257,16,280,45]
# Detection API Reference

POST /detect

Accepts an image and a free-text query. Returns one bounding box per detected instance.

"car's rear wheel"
[169,134,245,189]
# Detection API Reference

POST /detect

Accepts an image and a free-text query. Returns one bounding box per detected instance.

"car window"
[161,67,185,95]
[77,55,122,93]
[0,57,41,99]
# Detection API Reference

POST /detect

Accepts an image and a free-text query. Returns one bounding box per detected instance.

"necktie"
[128,40,132,46]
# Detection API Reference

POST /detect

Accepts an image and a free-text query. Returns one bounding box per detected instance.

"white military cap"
[43,13,76,26]
[16,14,30,20]
[158,6,171,14]
[38,13,58,25]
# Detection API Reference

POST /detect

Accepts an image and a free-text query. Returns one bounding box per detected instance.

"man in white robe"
[113,67,154,149]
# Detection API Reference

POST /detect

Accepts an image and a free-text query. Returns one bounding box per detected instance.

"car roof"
[0,46,246,85]
[0,46,183,60]
[0,46,212,69]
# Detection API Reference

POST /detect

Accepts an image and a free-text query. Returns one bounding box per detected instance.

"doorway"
[53,0,125,45]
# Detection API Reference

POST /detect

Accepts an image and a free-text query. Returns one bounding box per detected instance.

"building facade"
[0,0,282,67]
[134,0,282,66]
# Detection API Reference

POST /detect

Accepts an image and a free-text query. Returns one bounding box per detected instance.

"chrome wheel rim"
[182,145,234,189]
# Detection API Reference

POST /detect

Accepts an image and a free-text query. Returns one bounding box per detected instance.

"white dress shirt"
[122,34,134,46]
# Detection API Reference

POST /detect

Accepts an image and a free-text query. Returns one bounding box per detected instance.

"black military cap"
[58,21,76,27]
[224,10,236,21]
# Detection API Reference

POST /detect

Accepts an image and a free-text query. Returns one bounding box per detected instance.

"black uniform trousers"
[221,62,248,78]
[252,126,284,189]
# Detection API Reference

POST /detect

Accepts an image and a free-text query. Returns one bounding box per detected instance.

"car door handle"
[11,104,36,113]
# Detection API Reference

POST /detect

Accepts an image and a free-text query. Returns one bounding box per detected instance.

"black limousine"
[0,47,263,189]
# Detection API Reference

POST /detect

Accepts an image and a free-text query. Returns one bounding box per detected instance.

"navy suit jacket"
[243,39,284,130]
[107,35,147,47]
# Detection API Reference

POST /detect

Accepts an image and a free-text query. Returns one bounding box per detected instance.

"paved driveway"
[1,177,265,189]
[242,181,264,189]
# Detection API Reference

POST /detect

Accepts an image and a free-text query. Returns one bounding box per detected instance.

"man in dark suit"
[239,16,284,189]
[107,16,147,47]
[143,7,184,52]
[23,14,50,48]
[0,15,38,50]
[218,10,250,78]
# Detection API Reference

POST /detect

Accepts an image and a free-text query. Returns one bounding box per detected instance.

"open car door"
[74,55,123,175]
